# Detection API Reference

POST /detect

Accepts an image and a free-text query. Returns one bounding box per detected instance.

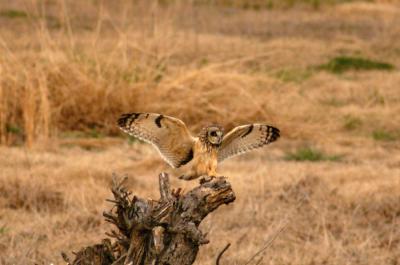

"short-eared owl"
[118,113,280,180]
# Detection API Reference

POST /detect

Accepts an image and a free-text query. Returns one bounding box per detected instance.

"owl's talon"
[179,174,197,181]
[179,175,191,180]
[172,188,182,197]
[200,175,215,184]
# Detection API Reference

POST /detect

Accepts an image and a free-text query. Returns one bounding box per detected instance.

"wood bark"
[63,173,235,265]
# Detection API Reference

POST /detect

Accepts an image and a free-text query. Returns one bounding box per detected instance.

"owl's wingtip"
[117,112,142,129]
[268,125,280,142]
[117,114,129,129]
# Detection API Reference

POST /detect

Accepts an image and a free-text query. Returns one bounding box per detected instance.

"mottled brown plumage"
[118,112,280,180]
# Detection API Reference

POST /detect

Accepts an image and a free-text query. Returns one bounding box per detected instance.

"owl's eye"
[210,131,217,137]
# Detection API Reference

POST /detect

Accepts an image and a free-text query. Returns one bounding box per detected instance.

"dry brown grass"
[1,0,400,145]
[0,0,399,264]
[1,140,399,264]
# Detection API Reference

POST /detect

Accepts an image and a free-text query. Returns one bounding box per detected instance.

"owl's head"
[205,125,224,146]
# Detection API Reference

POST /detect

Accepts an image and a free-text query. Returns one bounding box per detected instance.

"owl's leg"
[200,167,217,183]
[199,175,216,184]
[178,171,198,181]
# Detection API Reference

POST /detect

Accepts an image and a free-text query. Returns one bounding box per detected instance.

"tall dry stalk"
[0,0,399,146]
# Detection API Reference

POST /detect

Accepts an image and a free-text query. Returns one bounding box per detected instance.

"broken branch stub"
[64,173,235,265]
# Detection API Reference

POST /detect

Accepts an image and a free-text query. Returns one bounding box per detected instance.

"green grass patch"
[372,130,398,141]
[192,0,363,10]
[6,124,23,135]
[87,129,104,139]
[318,56,394,74]
[0,226,8,235]
[368,89,385,106]
[0,9,28,18]
[320,98,347,107]
[60,129,104,139]
[198,58,209,67]
[285,147,342,162]
[343,115,362,131]
[60,131,87,139]
[275,68,312,83]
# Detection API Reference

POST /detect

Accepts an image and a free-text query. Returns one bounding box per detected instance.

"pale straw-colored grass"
[0,1,399,264]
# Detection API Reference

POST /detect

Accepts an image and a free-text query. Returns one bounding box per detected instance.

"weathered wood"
[63,173,235,265]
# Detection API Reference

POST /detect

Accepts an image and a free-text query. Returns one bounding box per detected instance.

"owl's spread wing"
[117,113,195,168]
[218,124,280,162]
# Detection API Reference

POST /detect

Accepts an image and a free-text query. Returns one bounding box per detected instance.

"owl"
[117,113,280,180]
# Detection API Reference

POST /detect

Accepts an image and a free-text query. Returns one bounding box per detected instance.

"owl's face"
[206,126,224,146]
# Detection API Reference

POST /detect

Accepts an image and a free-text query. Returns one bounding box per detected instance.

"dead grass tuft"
[0,176,64,212]
[1,1,399,145]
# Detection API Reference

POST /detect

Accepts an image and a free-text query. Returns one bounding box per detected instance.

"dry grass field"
[0,0,400,264]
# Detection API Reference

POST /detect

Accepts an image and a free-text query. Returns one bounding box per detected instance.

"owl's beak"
[217,131,223,144]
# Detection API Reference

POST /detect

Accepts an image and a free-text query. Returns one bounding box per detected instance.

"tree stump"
[62,173,236,265]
